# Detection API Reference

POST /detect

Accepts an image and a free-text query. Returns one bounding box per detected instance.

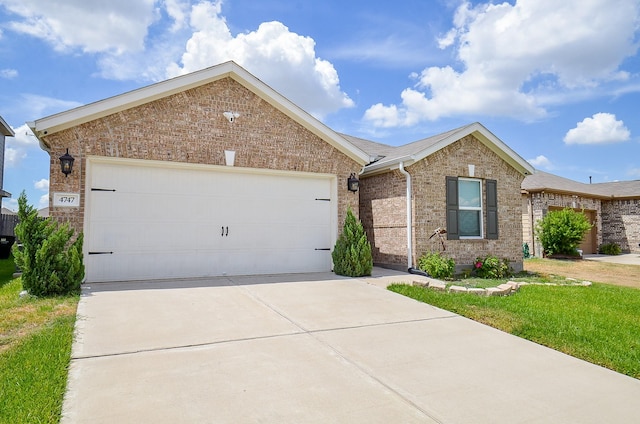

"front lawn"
[389,275,640,379]
[0,255,79,423]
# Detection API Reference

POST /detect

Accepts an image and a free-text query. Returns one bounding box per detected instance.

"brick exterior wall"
[361,134,526,272]
[601,199,640,253]
[522,193,602,256]
[42,77,361,235]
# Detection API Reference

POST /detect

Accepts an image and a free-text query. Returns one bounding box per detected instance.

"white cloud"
[364,0,640,127]
[528,155,553,169]
[564,113,631,145]
[2,198,18,212]
[38,194,49,209]
[0,69,18,79]
[1,0,158,54]
[166,1,353,118]
[4,123,39,167]
[19,94,83,121]
[34,178,49,191]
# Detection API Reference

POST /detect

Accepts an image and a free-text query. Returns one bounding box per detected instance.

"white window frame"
[458,177,483,239]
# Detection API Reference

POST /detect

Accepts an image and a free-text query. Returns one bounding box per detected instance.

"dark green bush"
[535,208,592,256]
[599,243,621,255]
[12,192,84,296]
[332,208,372,277]
[473,255,512,279]
[418,251,455,279]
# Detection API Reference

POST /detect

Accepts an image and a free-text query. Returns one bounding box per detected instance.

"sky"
[1,0,639,211]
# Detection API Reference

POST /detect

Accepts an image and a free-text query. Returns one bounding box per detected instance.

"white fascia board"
[31,62,238,138]
[362,122,534,177]
[0,115,14,136]
[30,61,369,165]
[410,122,534,176]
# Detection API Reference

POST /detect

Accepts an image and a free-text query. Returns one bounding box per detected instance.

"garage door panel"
[86,160,335,282]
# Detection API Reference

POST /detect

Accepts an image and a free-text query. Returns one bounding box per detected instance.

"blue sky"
[1,0,639,211]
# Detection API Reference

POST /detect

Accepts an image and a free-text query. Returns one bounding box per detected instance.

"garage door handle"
[221,226,229,236]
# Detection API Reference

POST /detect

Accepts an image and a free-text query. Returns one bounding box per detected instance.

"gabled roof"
[347,122,533,177]
[522,170,640,199]
[0,116,14,137]
[29,61,369,165]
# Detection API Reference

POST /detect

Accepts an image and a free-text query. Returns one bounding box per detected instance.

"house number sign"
[53,192,80,207]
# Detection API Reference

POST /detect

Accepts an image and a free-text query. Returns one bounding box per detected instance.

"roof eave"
[0,116,14,137]
[30,61,369,165]
[410,122,534,176]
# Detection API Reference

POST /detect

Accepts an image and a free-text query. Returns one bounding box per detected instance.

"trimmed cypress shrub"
[332,208,373,277]
[12,192,84,296]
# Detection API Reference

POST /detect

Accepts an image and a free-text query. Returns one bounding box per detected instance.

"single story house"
[29,61,533,282]
[522,170,640,256]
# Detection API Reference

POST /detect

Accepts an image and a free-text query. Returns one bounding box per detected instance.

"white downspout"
[398,162,413,270]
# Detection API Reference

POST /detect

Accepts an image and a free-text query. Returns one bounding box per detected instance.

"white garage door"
[84,158,336,282]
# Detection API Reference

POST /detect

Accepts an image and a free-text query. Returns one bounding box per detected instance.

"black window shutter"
[446,176,459,240]
[486,179,498,239]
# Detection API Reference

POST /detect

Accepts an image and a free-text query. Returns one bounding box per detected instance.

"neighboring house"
[0,116,16,258]
[346,123,534,273]
[522,170,640,256]
[29,61,533,282]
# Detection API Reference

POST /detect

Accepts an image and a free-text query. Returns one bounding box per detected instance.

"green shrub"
[12,192,84,296]
[599,243,621,255]
[418,251,455,279]
[535,208,592,256]
[474,255,512,279]
[332,208,373,277]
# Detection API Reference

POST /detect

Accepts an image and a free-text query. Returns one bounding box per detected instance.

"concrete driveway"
[63,268,640,423]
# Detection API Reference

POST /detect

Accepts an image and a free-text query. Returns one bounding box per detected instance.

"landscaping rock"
[449,285,467,293]
[505,281,521,291]
[412,280,429,287]
[581,281,593,286]
[467,288,486,296]
[429,281,446,291]
[497,283,514,293]
[487,286,511,296]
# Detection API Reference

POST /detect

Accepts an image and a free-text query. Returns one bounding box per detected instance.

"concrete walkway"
[62,268,640,423]
[584,253,640,265]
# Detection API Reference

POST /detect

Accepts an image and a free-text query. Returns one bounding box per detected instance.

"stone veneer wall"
[361,135,526,272]
[42,77,362,234]
[601,199,640,253]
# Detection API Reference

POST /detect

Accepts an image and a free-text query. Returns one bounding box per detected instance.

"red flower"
[475,262,482,268]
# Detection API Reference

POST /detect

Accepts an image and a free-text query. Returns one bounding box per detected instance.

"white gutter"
[398,162,413,270]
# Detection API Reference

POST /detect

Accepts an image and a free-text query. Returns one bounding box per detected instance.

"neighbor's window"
[446,176,498,240]
[458,178,482,238]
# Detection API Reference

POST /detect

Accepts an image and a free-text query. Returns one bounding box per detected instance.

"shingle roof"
[522,170,640,199]
[344,122,534,177]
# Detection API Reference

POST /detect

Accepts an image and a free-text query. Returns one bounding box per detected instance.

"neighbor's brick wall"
[43,77,361,234]
[601,199,640,253]
[361,134,527,272]
[523,192,601,257]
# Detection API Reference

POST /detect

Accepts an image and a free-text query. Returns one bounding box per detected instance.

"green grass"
[0,256,79,423]
[389,282,640,379]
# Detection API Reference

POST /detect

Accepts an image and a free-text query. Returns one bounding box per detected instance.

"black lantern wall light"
[347,173,359,192]
[59,149,75,177]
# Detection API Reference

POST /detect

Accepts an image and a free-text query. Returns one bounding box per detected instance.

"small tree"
[535,208,592,256]
[332,208,373,277]
[12,192,84,296]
